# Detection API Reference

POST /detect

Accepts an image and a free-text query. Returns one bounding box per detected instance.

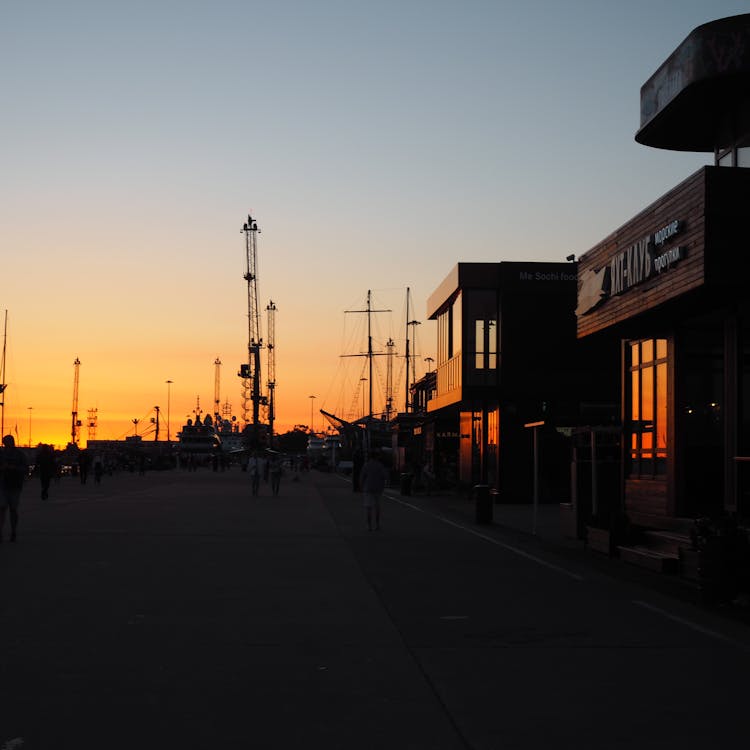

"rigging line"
[321,355,353,416]
[345,359,369,421]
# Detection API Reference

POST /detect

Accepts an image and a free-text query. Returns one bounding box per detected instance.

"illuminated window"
[474,319,497,370]
[628,338,668,477]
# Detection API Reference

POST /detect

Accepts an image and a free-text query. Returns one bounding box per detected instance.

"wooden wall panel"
[577,166,750,338]
[625,478,669,521]
[577,169,707,338]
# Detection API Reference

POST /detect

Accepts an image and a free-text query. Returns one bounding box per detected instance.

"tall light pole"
[27,406,32,448]
[165,380,173,442]
[309,395,316,434]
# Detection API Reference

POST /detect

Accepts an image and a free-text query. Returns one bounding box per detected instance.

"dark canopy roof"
[635,14,750,151]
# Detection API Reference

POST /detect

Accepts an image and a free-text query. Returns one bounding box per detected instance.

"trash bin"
[474,484,492,524]
[400,473,413,496]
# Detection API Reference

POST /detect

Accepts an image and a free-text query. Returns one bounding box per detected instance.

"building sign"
[519,270,577,282]
[577,219,686,316]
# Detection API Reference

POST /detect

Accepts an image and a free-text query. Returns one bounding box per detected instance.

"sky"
[1,0,746,448]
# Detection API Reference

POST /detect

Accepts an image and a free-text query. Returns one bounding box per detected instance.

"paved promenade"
[2,467,750,749]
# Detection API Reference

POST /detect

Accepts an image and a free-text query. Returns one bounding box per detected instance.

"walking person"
[359,449,388,532]
[1,435,27,543]
[269,454,282,496]
[248,452,262,496]
[78,449,91,484]
[36,443,56,500]
[93,455,104,485]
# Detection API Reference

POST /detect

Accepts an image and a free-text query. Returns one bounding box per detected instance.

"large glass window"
[628,338,668,477]
[452,293,462,357]
[474,319,497,369]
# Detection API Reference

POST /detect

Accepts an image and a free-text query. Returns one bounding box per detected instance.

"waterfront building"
[574,15,750,581]
[425,261,615,500]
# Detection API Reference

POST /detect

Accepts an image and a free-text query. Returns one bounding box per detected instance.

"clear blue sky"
[1,1,746,439]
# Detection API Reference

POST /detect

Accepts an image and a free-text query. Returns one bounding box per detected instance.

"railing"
[436,353,462,397]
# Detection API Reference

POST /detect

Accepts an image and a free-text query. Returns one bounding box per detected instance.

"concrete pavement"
[2,467,750,749]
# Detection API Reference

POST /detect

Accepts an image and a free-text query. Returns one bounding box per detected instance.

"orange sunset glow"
[2,2,715,451]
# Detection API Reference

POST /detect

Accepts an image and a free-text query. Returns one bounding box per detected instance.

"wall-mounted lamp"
[566,253,576,262]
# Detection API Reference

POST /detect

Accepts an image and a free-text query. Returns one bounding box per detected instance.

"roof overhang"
[635,14,750,151]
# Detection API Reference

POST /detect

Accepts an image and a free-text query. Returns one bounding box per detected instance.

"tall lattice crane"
[214,357,221,423]
[266,300,277,440]
[71,357,81,446]
[239,215,266,439]
[87,407,98,442]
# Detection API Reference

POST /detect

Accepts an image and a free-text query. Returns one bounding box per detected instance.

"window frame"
[627,337,669,478]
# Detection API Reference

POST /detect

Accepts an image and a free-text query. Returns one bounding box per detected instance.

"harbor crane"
[266,300,277,440]
[71,357,82,446]
[239,214,267,442]
[214,357,221,423]
[87,408,98,442]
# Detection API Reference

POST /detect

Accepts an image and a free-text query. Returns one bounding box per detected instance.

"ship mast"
[344,290,391,419]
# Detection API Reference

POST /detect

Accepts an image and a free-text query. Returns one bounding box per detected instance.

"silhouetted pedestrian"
[78,449,91,484]
[359,450,387,531]
[248,452,262,496]
[269,454,282,496]
[1,435,27,542]
[93,456,104,484]
[36,443,56,500]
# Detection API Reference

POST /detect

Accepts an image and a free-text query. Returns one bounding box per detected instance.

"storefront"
[576,12,750,537]
[576,166,750,527]
[427,261,612,500]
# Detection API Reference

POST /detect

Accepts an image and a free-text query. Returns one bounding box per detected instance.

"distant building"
[425,261,615,500]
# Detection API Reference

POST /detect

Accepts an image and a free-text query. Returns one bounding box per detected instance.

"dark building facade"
[576,14,750,537]
[426,261,613,501]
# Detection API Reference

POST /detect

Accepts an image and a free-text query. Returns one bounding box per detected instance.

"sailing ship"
[321,288,424,456]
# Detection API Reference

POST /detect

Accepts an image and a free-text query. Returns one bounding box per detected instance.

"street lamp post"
[424,356,435,372]
[27,406,32,448]
[165,380,173,442]
[309,395,316,434]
